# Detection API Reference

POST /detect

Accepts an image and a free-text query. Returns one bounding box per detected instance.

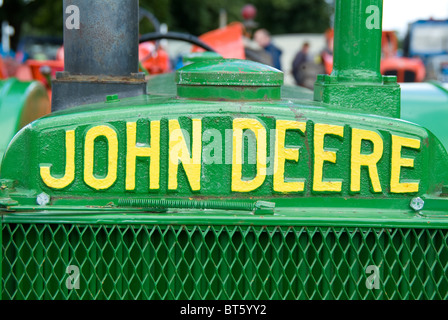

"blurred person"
[253,28,282,70]
[292,42,310,86]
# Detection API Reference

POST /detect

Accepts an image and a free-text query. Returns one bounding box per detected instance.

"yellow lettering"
[40,130,75,189]
[168,119,202,191]
[232,118,267,192]
[274,120,306,192]
[350,128,383,192]
[84,125,118,190]
[126,121,160,190]
[390,135,420,193]
[313,123,344,192]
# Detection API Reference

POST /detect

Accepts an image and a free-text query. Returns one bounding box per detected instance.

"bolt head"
[410,197,424,211]
[106,94,119,102]
[36,193,50,206]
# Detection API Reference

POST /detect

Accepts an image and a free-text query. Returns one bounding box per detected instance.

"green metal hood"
[2,0,448,227]
[1,59,448,227]
[401,82,448,153]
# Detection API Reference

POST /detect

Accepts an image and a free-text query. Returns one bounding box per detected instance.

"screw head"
[106,94,119,103]
[36,192,50,206]
[410,197,424,211]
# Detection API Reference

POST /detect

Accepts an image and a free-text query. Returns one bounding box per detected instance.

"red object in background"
[26,59,64,101]
[192,22,246,60]
[56,46,65,61]
[322,51,333,75]
[14,64,33,82]
[27,60,64,86]
[380,30,425,82]
[138,42,171,75]
[0,57,7,79]
[0,56,34,83]
[381,57,426,82]
[321,29,426,82]
[241,4,257,20]
[381,31,398,58]
[320,28,335,74]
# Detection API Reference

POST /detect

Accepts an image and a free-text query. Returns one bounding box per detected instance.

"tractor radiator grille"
[2,223,448,300]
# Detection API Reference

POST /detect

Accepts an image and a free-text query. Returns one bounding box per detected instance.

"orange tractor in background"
[321,28,426,82]
[381,30,426,82]
[192,22,246,60]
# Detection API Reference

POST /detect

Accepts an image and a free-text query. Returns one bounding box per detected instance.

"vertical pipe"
[63,0,139,76]
[332,0,383,83]
[53,0,146,111]
[314,0,399,118]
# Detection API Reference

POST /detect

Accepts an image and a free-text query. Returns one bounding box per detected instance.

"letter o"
[84,125,118,190]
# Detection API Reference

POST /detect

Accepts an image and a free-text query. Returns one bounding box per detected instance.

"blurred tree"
[1,0,331,51]
[168,0,229,35]
[0,0,39,51]
[28,0,63,35]
[164,0,330,35]
[253,0,331,34]
[139,0,171,33]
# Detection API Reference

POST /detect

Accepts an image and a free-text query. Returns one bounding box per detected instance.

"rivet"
[410,197,424,211]
[36,193,50,206]
[106,94,119,103]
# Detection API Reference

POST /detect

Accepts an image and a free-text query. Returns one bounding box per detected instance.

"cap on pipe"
[176,59,284,101]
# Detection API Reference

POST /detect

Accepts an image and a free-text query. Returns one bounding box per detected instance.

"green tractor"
[0,79,50,161]
[1,0,447,300]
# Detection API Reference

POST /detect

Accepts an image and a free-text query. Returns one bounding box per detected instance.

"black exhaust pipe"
[52,0,146,111]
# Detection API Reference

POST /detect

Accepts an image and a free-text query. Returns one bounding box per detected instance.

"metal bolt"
[36,192,50,206]
[131,72,146,80]
[410,197,424,211]
[106,94,120,103]
[383,75,397,84]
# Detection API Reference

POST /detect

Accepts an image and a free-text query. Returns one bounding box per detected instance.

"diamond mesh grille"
[2,224,448,300]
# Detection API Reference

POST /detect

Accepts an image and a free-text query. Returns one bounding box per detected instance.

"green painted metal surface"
[0,79,50,161]
[1,0,448,300]
[1,57,448,299]
[401,82,448,153]
[182,52,223,65]
[1,94,446,204]
[176,59,283,100]
[332,0,382,83]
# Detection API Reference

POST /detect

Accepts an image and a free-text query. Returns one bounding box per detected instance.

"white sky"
[383,0,448,37]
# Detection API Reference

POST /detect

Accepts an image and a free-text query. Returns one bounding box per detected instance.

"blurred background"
[1,0,448,91]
